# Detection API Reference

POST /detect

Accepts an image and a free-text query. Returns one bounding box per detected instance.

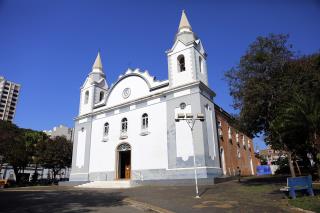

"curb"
[289,206,315,213]
[123,198,175,213]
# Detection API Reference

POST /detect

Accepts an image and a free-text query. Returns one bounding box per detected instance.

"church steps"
[75,180,136,189]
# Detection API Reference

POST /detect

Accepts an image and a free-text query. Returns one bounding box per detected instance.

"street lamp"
[175,112,205,198]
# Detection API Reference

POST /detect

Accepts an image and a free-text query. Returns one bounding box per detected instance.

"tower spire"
[178,10,192,32]
[92,51,103,71]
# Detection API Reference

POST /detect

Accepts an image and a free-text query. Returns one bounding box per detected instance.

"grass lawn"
[288,184,320,213]
[236,176,320,212]
[289,196,320,212]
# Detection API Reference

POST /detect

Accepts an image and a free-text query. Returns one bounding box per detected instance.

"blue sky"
[0,0,319,149]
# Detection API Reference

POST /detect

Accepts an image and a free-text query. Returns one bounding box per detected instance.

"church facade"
[70,11,222,183]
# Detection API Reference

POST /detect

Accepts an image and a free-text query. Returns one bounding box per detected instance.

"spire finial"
[92,51,103,70]
[178,10,192,31]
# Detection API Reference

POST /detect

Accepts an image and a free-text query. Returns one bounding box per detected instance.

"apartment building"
[0,76,20,122]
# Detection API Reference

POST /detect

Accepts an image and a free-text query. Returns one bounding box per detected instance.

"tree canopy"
[37,136,72,180]
[225,34,320,178]
[0,120,73,182]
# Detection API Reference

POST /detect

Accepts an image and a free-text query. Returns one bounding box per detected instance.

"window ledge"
[102,136,109,142]
[119,132,128,140]
[140,130,150,136]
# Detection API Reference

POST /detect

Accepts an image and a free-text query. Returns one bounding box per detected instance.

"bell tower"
[167,10,208,88]
[79,52,108,116]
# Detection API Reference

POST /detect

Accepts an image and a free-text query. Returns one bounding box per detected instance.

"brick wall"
[215,107,259,176]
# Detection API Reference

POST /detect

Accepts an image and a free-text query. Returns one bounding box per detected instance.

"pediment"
[105,68,168,108]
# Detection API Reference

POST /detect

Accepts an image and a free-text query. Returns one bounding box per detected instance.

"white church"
[70,11,222,184]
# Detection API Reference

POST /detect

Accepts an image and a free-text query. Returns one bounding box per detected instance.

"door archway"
[116,143,131,179]
[220,148,227,175]
[249,156,255,175]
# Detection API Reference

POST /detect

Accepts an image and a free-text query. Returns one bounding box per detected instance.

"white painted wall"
[168,40,208,88]
[193,50,208,85]
[88,100,168,174]
[205,104,216,159]
[76,129,86,168]
[168,44,194,87]
[79,86,94,115]
[174,105,194,161]
[106,76,150,108]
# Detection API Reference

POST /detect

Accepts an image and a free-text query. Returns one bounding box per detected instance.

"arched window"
[99,91,104,102]
[104,122,109,136]
[121,118,128,133]
[142,113,148,129]
[217,120,222,128]
[84,91,89,104]
[228,127,232,139]
[177,55,186,72]
[117,143,131,151]
[228,127,232,143]
[199,57,203,73]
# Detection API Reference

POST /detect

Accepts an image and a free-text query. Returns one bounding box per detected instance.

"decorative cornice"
[75,80,214,121]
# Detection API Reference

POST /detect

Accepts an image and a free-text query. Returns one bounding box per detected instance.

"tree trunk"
[294,160,301,176]
[33,163,38,182]
[0,162,3,179]
[13,167,20,183]
[314,132,320,180]
[52,169,57,182]
[288,151,296,177]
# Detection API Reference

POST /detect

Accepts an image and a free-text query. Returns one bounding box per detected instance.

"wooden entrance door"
[125,165,131,179]
[117,145,131,179]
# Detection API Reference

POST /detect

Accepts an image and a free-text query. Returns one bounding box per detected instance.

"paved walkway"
[122,177,295,213]
[0,176,302,213]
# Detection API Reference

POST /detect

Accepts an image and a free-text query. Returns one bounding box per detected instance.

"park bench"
[0,179,7,188]
[280,175,314,199]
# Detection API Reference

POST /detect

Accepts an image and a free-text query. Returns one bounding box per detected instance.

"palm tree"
[271,93,320,179]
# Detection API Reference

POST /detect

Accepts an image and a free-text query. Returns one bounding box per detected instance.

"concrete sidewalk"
[120,177,295,213]
[0,176,302,213]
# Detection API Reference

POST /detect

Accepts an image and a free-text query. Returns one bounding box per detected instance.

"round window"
[180,102,186,109]
[122,88,131,99]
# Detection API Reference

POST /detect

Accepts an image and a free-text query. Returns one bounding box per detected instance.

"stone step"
[75,180,135,189]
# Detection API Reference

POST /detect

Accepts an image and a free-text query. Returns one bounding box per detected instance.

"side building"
[215,104,259,176]
[43,124,73,141]
[0,76,20,122]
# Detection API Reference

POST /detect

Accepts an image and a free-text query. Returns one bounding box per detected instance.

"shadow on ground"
[0,189,128,213]
[240,175,320,198]
[240,175,288,186]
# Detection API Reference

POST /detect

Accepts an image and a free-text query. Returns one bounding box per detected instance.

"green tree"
[22,129,48,181]
[225,34,320,177]
[271,93,320,178]
[0,121,29,182]
[268,54,320,178]
[0,121,51,183]
[225,34,293,136]
[37,136,72,181]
